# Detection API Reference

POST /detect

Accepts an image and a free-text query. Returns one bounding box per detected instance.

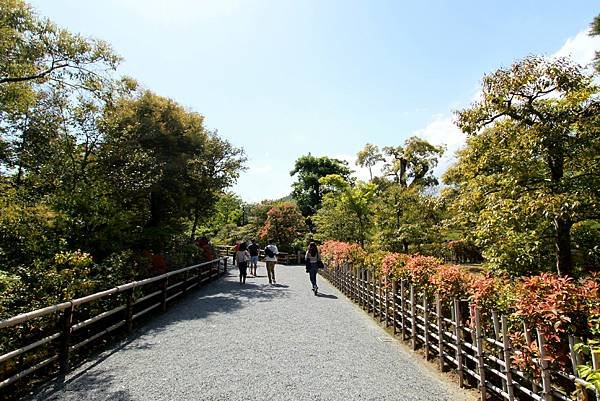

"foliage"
[258,202,307,252]
[403,255,442,291]
[356,143,383,181]
[380,252,409,280]
[430,264,473,300]
[315,175,376,247]
[447,56,600,276]
[591,14,600,73]
[290,154,352,218]
[381,137,445,188]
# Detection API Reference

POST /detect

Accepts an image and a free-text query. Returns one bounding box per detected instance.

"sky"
[27,0,600,202]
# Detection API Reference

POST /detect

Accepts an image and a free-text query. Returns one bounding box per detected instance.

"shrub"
[430,264,473,300]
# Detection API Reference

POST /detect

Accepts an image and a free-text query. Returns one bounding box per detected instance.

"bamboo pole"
[536,328,553,401]
[401,280,407,341]
[436,294,444,371]
[501,315,515,401]
[524,322,541,395]
[392,281,398,335]
[492,311,508,393]
[453,299,464,388]
[474,307,487,401]
[424,293,430,360]
[410,284,417,350]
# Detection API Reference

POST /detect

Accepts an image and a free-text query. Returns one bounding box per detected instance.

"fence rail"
[0,257,228,394]
[320,264,598,401]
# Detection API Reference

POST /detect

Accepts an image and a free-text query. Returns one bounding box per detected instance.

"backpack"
[264,246,275,258]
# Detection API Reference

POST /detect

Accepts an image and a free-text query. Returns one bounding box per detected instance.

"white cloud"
[412,115,466,178]
[552,30,600,67]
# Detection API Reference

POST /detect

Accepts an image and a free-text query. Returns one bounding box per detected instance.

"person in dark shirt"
[248,239,259,276]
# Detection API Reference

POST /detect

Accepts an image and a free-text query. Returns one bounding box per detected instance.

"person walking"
[264,240,278,284]
[235,242,250,284]
[248,239,259,277]
[305,242,322,295]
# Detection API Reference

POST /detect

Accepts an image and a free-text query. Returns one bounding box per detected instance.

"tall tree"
[356,143,383,181]
[591,14,600,73]
[290,154,352,218]
[451,56,600,276]
[314,174,376,246]
[382,137,445,188]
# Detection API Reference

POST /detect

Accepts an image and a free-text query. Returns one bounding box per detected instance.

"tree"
[382,137,445,188]
[314,175,376,246]
[450,56,600,276]
[591,14,600,73]
[259,202,307,251]
[356,143,383,181]
[290,154,352,218]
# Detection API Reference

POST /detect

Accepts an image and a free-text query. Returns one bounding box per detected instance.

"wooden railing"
[214,244,298,265]
[320,264,599,401]
[0,257,227,394]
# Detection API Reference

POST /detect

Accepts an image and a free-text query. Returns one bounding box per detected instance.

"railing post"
[523,322,540,395]
[501,315,515,401]
[223,257,228,273]
[392,281,398,334]
[410,283,417,350]
[536,328,553,401]
[162,277,169,312]
[371,272,376,315]
[126,288,134,332]
[453,299,464,388]
[59,304,74,374]
[474,307,487,401]
[424,293,430,359]
[436,293,444,371]
[401,280,406,341]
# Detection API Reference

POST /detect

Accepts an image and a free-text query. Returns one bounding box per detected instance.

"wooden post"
[492,311,507,394]
[384,280,389,326]
[501,315,515,401]
[568,335,579,377]
[536,328,553,401]
[410,283,417,350]
[372,272,376,316]
[392,281,398,334]
[453,299,464,388]
[59,304,74,373]
[401,280,407,341]
[474,307,487,401]
[126,288,134,332]
[524,322,540,395]
[436,294,444,371]
[161,277,168,312]
[223,257,228,273]
[424,293,430,359]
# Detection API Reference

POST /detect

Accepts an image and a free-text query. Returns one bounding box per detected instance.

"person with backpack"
[305,242,323,295]
[264,240,278,284]
[247,239,259,277]
[235,242,251,284]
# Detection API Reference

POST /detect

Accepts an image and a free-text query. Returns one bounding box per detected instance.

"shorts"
[251,256,259,265]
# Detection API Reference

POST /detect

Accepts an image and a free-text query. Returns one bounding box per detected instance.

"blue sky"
[28,0,599,202]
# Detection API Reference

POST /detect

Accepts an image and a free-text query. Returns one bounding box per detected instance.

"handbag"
[317,260,324,269]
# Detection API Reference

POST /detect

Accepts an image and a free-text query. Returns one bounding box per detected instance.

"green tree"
[290,154,352,218]
[356,143,383,181]
[314,174,376,246]
[450,56,600,276]
[382,137,445,188]
[591,14,600,73]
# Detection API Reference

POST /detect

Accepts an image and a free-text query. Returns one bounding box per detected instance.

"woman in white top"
[235,242,251,284]
[305,242,322,295]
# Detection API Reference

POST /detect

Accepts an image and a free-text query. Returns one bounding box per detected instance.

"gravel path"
[32,262,475,401]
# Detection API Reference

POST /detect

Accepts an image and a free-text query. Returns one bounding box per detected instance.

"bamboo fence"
[321,264,599,401]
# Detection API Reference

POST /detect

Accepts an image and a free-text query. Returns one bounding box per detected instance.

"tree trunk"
[402,240,409,253]
[190,198,200,242]
[554,217,573,276]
